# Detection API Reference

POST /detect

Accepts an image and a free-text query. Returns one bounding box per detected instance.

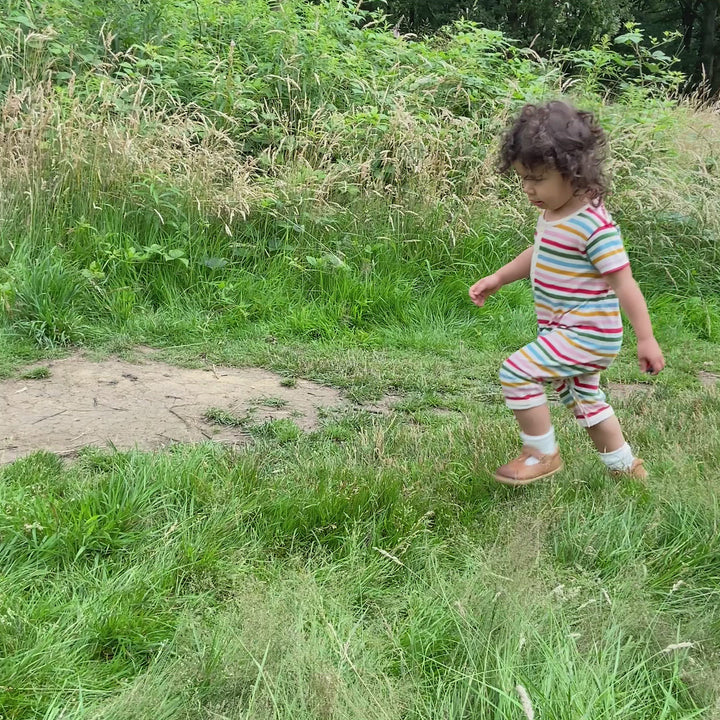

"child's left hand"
[637,336,665,375]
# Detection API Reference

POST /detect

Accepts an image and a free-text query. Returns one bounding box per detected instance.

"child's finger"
[469,287,485,305]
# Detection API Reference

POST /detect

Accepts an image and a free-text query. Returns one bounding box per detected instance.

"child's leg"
[496,339,566,483]
[585,414,624,454]
[499,349,556,456]
[553,372,645,476]
[514,407,556,465]
[499,330,610,432]
[513,406,552,436]
[589,417,644,475]
[552,375,615,428]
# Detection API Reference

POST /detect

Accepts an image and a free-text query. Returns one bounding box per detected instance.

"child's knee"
[499,358,546,408]
[499,353,527,383]
[499,359,515,384]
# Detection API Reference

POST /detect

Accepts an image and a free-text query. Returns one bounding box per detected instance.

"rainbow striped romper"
[499,203,630,427]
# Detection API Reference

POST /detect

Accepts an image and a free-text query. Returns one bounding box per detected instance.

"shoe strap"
[520,445,544,460]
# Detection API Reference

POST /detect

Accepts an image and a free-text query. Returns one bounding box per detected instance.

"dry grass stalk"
[515,684,535,720]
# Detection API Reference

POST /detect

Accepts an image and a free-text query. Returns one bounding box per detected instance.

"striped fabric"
[500,203,629,428]
[531,203,629,335]
[499,328,621,427]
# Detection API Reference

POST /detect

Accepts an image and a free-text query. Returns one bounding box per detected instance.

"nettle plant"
[559,23,684,98]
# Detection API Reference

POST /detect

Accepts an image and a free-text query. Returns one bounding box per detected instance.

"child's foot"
[494,446,563,486]
[610,458,648,481]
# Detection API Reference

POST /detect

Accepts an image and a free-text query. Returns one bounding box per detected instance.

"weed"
[203,407,248,427]
[20,365,51,379]
[255,395,289,409]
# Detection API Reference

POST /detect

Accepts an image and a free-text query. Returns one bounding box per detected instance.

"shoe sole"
[494,461,564,487]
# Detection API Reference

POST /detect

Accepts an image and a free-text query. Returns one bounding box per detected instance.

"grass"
[256,396,289,409]
[203,407,248,428]
[1,364,719,718]
[2,315,720,720]
[1,1,719,717]
[19,365,51,379]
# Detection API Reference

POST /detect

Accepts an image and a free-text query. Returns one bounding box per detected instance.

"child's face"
[513,163,577,213]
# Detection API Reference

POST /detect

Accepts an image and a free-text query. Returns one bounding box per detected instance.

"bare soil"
[605,381,654,401]
[1,354,345,464]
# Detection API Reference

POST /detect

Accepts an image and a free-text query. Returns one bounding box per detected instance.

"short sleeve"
[585,224,630,275]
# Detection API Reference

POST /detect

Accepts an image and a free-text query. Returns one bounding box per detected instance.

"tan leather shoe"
[611,458,648,481]
[494,446,563,486]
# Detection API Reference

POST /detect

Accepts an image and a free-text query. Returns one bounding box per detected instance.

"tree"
[635,0,719,94]
[368,0,720,96]
[371,0,635,50]
[698,0,719,92]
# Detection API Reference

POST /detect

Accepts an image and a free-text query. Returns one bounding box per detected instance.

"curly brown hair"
[498,101,609,204]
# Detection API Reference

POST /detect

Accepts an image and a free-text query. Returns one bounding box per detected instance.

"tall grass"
[0,1,719,349]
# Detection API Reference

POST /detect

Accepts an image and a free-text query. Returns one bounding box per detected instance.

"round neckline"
[539,202,594,225]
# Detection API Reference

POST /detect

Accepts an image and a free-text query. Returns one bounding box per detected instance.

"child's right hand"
[469,273,502,307]
[637,336,665,375]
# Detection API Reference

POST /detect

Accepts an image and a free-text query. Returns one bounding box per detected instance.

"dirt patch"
[699,371,719,389]
[605,381,654,401]
[431,408,463,417]
[1,354,345,464]
[362,394,403,415]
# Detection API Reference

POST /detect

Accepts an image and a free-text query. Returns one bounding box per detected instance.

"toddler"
[469,101,665,486]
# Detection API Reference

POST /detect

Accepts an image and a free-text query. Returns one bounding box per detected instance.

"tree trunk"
[679,0,697,50]
[699,0,719,87]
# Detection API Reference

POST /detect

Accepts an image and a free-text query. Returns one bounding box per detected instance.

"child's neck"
[543,194,593,222]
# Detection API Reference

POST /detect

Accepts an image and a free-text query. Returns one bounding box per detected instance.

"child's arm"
[469,247,533,307]
[604,267,665,374]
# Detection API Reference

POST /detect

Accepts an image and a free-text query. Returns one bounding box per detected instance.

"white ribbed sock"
[520,428,556,466]
[599,442,635,472]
